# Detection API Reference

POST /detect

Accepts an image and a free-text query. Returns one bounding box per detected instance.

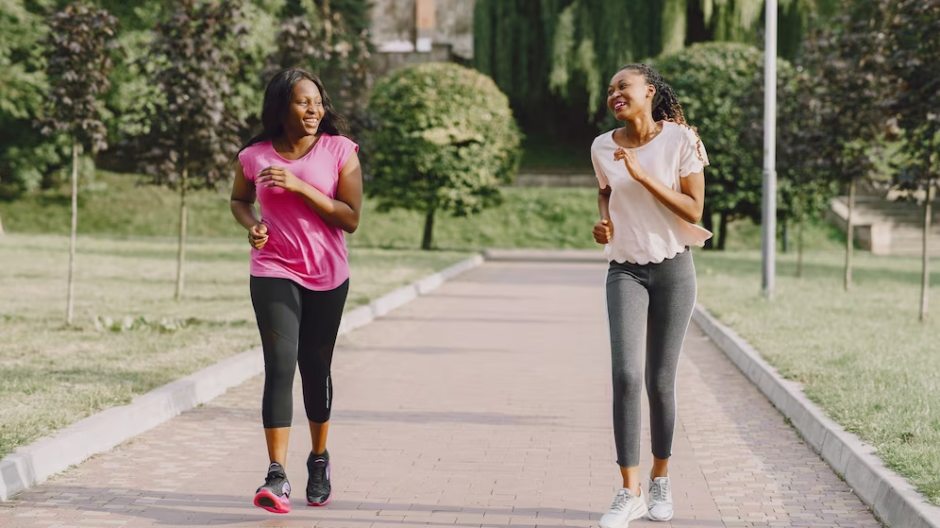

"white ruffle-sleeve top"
[591,121,713,265]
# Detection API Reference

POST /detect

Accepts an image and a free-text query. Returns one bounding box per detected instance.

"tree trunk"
[797,218,805,279]
[844,178,856,291]
[66,140,79,325]
[717,212,730,251]
[175,153,188,301]
[702,207,714,250]
[421,208,435,250]
[921,181,933,322]
[782,219,789,254]
[660,0,686,55]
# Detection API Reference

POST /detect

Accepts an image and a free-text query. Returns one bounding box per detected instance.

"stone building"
[368,0,475,76]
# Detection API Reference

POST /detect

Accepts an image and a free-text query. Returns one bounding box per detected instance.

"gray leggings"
[606,249,697,467]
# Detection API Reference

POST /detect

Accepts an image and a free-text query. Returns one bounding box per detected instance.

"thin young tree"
[137,0,246,300]
[878,0,940,321]
[805,0,888,291]
[43,2,118,324]
[767,68,840,277]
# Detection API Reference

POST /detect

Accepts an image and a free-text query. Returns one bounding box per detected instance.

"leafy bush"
[367,62,522,249]
[651,42,798,247]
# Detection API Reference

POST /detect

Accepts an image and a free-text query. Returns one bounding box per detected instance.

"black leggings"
[250,276,349,428]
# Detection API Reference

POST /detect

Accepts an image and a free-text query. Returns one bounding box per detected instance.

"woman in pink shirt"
[230,69,362,514]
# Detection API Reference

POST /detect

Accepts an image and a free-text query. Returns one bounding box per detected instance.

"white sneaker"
[598,487,648,528]
[647,476,674,521]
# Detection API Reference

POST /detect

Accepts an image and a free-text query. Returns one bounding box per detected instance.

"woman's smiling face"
[607,69,655,121]
[283,79,325,137]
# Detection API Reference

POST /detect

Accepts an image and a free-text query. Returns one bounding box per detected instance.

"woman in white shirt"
[591,64,712,528]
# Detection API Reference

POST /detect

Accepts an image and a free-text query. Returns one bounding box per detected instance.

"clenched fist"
[249,223,268,250]
[593,219,613,244]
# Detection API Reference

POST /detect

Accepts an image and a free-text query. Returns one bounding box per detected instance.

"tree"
[878,0,940,321]
[770,68,840,276]
[367,62,522,250]
[805,0,892,291]
[473,0,821,132]
[653,42,772,250]
[265,0,373,120]
[43,2,117,324]
[0,0,59,204]
[136,0,246,300]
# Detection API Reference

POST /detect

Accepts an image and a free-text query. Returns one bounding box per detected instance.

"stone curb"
[693,304,940,528]
[0,254,484,502]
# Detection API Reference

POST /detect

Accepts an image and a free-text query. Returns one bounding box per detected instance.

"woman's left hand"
[614,148,648,183]
[257,166,306,193]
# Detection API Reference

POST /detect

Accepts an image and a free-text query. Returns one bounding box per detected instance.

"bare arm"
[230,159,261,230]
[230,159,269,250]
[257,151,363,233]
[298,151,363,233]
[593,185,613,244]
[638,170,705,224]
[615,148,705,224]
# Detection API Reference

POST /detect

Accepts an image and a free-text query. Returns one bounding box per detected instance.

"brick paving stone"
[4,261,882,527]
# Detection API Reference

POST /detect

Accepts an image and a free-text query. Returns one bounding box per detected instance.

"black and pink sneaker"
[253,462,291,514]
[306,450,331,506]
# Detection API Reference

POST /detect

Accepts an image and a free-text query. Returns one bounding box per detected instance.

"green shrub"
[366,62,523,249]
[650,42,797,248]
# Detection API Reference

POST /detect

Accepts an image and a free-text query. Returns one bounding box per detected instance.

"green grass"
[0,171,605,250]
[0,233,469,458]
[695,249,940,505]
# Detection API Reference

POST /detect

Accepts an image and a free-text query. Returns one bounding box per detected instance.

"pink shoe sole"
[307,492,332,507]
[254,489,291,514]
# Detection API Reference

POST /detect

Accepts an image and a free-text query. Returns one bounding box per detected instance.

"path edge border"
[0,253,484,502]
[693,303,940,528]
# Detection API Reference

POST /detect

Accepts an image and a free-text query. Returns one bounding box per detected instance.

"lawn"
[0,233,469,459]
[695,248,940,505]
[0,170,605,250]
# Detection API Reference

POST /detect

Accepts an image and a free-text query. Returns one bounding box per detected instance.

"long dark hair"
[239,68,349,154]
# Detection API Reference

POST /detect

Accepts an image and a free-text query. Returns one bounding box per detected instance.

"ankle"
[622,484,641,496]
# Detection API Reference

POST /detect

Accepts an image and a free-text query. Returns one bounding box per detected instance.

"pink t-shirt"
[238,134,359,291]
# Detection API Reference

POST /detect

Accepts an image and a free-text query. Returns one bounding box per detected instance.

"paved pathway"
[0,261,882,527]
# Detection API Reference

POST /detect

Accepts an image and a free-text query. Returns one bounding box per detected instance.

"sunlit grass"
[0,233,468,458]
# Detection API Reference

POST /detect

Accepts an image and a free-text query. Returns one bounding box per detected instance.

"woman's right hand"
[249,223,268,250]
[593,219,613,244]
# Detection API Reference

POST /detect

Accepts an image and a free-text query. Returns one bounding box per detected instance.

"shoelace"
[263,472,289,496]
[310,459,327,484]
[610,489,631,511]
[650,479,670,503]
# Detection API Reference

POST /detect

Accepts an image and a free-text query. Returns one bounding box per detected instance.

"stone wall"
[368,0,475,76]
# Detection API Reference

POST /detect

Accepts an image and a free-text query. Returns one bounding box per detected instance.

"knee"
[646,373,676,402]
[612,368,643,397]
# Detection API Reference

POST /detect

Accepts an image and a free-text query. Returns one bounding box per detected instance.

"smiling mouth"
[304,118,319,126]
[614,101,626,111]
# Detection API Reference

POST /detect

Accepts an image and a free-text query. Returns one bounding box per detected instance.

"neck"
[277,130,319,152]
[621,113,659,141]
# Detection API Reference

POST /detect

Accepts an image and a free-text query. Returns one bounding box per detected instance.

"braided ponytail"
[619,63,705,165]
